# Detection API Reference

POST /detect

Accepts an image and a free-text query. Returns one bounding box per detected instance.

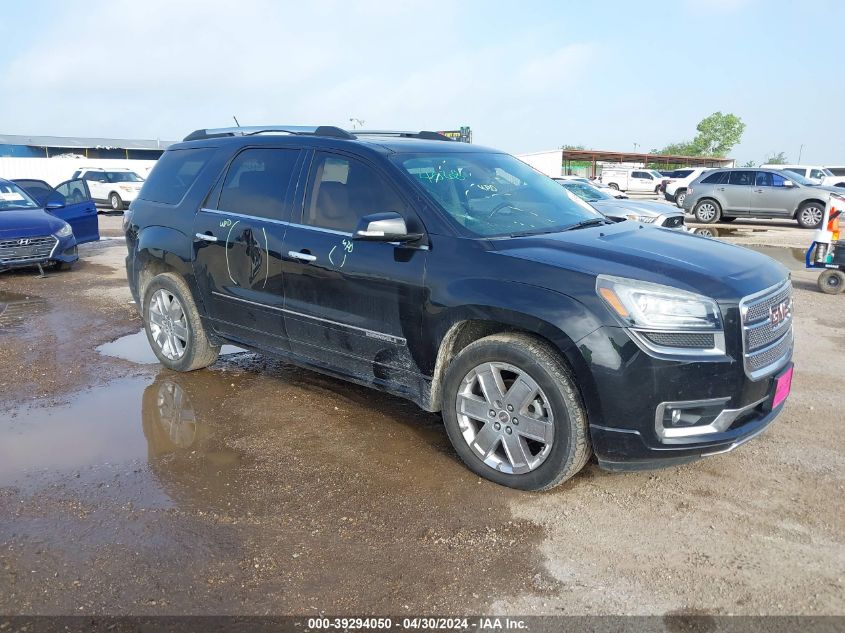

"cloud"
[0,0,600,152]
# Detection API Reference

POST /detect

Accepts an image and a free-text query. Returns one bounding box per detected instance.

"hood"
[492,221,787,301]
[591,199,683,217]
[0,209,65,239]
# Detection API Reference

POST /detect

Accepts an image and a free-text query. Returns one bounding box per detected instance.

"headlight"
[55,222,73,238]
[596,275,721,330]
[624,214,655,223]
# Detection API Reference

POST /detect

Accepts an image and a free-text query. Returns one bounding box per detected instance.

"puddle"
[97,329,243,364]
[745,245,807,271]
[0,291,48,328]
[693,227,771,238]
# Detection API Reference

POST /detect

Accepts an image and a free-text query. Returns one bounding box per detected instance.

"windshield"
[395,153,604,237]
[822,168,834,177]
[559,181,615,202]
[0,181,39,211]
[778,170,814,186]
[107,171,144,183]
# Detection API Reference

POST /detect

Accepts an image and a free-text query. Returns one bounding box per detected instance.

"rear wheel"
[441,333,591,491]
[796,202,824,229]
[818,269,845,295]
[694,199,721,224]
[608,183,619,190]
[109,192,124,211]
[143,273,220,371]
[675,189,687,208]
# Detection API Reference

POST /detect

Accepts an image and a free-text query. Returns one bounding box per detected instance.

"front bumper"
[577,323,793,471]
[0,234,77,270]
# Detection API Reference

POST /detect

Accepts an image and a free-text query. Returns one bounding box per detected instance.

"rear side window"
[701,171,728,184]
[783,167,805,178]
[728,171,754,186]
[141,148,215,205]
[829,167,845,177]
[215,148,300,219]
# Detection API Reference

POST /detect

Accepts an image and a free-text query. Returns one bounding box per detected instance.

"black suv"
[124,125,794,491]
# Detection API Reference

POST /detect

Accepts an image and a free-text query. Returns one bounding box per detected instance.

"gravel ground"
[0,215,842,616]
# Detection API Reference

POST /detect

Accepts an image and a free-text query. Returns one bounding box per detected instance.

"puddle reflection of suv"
[124,125,794,491]
[683,167,838,228]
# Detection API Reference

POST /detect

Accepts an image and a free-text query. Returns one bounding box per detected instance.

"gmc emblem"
[770,299,791,330]
[18,238,31,246]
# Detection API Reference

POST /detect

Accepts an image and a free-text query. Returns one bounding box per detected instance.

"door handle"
[753,189,763,193]
[195,233,218,242]
[288,250,317,262]
[717,187,725,191]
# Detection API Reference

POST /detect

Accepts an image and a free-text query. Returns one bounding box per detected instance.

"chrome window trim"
[198,207,354,236]
[211,291,406,345]
[655,396,767,444]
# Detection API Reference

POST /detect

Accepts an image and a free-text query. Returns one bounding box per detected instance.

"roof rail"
[183,125,355,142]
[352,130,455,142]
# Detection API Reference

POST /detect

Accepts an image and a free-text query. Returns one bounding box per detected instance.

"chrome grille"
[0,236,57,264]
[739,281,793,379]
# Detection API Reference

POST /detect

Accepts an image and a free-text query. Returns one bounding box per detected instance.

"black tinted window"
[728,171,755,186]
[141,148,214,205]
[56,179,90,201]
[216,148,299,219]
[829,167,845,177]
[14,180,53,205]
[701,171,728,184]
[304,154,405,233]
[783,167,805,177]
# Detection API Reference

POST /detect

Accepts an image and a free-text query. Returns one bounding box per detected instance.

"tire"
[818,269,845,295]
[693,199,721,224]
[142,272,220,371]
[608,183,619,191]
[441,333,591,491]
[721,216,737,223]
[54,261,73,271]
[109,192,124,211]
[796,202,825,229]
[675,189,687,208]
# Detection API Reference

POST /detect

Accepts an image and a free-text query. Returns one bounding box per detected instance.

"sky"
[1,0,844,165]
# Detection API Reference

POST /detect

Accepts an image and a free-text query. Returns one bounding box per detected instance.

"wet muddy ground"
[1,216,843,616]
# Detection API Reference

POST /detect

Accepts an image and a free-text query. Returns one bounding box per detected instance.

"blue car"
[0,177,99,272]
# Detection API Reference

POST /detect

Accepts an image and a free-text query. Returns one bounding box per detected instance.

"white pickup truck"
[599,168,665,193]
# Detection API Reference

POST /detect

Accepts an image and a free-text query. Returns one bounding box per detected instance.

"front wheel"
[608,183,619,191]
[694,199,721,224]
[818,269,845,295]
[143,273,220,371]
[109,192,124,211]
[441,333,591,491]
[797,202,824,229]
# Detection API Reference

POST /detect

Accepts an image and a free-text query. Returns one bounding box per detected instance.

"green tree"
[765,151,788,164]
[742,160,757,167]
[657,112,746,157]
[562,144,586,150]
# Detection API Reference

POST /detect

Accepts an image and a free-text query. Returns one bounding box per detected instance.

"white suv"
[761,164,842,188]
[664,168,712,208]
[71,167,145,211]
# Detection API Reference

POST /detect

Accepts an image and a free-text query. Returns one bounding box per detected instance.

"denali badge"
[770,299,791,330]
[18,238,31,246]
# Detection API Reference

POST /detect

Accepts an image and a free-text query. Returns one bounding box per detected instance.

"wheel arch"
[793,198,827,218]
[134,226,199,310]
[425,306,602,428]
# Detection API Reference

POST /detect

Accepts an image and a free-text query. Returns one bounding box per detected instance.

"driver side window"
[304,154,406,233]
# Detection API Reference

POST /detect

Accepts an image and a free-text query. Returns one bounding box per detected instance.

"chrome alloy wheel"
[148,289,189,361]
[455,361,554,475]
[800,205,823,227]
[676,191,686,207]
[696,202,717,222]
[156,380,198,448]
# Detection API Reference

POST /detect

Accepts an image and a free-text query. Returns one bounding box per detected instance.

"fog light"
[671,409,682,425]
[660,400,727,429]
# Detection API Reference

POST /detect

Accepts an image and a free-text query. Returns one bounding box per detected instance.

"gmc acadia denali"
[124,125,794,490]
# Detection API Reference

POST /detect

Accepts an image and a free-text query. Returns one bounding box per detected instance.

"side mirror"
[45,196,65,210]
[353,212,423,243]
[783,179,795,187]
